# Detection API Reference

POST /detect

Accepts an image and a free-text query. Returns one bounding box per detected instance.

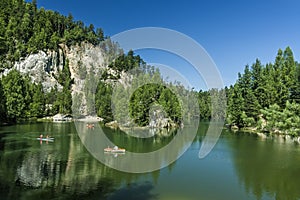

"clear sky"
[34,0,300,89]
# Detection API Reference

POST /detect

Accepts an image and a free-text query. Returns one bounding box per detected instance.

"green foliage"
[0,79,7,121]
[83,67,98,116]
[98,62,186,127]
[0,0,105,65]
[111,84,130,125]
[72,92,83,117]
[227,84,245,127]
[107,50,142,73]
[1,70,45,121]
[260,102,300,136]
[29,83,45,117]
[45,85,58,116]
[226,47,300,135]
[209,88,227,120]
[95,81,113,123]
[290,62,300,103]
[2,70,27,120]
[198,90,211,119]
[129,83,182,126]
[55,59,73,114]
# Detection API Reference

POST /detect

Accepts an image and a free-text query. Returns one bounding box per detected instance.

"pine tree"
[55,59,73,114]
[257,63,277,108]
[198,90,211,119]
[45,85,58,115]
[227,83,245,127]
[251,59,266,107]
[30,83,45,117]
[2,70,26,121]
[111,83,129,124]
[290,63,300,103]
[273,49,289,108]
[282,47,298,103]
[95,81,113,122]
[0,79,7,121]
[239,66,260,124]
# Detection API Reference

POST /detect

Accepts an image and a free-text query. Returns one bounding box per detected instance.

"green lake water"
[0,121,300,200]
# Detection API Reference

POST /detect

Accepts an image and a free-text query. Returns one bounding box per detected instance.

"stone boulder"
[105,121,119,129]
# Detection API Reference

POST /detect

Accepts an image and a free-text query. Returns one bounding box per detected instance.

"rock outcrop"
[105,120,119,129]
[149,104,178,128]
[3,50,64,92]
[2,42,114,115]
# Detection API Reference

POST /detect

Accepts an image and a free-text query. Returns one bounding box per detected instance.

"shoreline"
[228,126,300,144]
[1,119,299,144]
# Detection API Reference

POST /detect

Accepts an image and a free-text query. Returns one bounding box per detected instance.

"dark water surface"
[0,122,299,200]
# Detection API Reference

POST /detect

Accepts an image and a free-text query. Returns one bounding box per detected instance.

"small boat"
[37,138,54,142]
[104,146,126,153]
[86,123,95,128]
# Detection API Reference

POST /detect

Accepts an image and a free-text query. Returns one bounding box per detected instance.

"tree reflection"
[0,123,116,199]
[228,132,300,200]
[107,182,158,200]
[0,122,191,199]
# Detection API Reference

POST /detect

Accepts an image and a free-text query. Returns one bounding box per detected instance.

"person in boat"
[105,146,118,151]
[46,135,49,139]
[39,134,43,139]
[86,123,95,128]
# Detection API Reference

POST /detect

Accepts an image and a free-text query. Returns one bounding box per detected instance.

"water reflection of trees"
[0,125,109,199]
[107,182,158,200]
[77,121,196,173]
[103,126,179,153]
[228,132,300,200]
[1,123,191,199]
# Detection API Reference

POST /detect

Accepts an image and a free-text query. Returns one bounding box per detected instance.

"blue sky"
[35,0,300,89]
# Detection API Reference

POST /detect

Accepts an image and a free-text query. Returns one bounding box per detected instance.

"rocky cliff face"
[2,42,115,116]
[2,41,133,117]
[3,42,106,92]
[4,50,63,91]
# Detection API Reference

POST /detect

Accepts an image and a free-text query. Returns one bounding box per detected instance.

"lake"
[0,121,299,200]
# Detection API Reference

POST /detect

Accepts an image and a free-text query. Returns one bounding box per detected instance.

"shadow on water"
[101,125,179,153]
[107,182,158,200]
[8,177,116,200]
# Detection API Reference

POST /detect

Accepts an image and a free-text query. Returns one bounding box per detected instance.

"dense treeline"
[129,83,182,126]
[0,62,72,122]
[0,0,104,71]
[95,55,184,125]
[196,47,300,136]
[94,50,145,123]
[225,47,300,135]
